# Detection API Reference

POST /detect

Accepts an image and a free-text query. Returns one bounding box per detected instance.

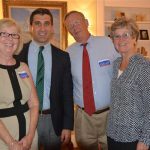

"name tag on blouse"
[18,71,29,78]
[98,59,110,67]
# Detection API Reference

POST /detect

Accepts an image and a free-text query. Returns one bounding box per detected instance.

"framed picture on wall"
[2,0,67,49]
[139,29,149,40]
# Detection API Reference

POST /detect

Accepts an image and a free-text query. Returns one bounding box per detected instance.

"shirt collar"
[31,40,51,53]
[77,34,93,47]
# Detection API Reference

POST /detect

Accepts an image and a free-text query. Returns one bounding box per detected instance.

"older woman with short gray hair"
[107,17,150,150]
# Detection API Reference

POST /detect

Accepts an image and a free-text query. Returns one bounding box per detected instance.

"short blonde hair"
[0,18,23,54]
[110,17,139,41]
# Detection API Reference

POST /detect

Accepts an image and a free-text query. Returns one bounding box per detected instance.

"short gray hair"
[110,17,139,41]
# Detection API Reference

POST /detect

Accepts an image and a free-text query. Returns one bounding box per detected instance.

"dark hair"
[30,8,53,25]
[64,10,85,21]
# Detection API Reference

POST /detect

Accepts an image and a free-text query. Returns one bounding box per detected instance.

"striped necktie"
[36,46,44,111]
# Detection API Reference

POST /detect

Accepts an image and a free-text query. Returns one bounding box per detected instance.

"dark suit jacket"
[15,41,74,136]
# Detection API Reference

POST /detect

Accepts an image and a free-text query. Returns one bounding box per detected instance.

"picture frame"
[139,29,149,40]
[2,0,67,50]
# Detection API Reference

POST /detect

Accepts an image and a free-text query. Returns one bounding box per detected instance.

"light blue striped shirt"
[28,41,52,110]
[66,35,119,110]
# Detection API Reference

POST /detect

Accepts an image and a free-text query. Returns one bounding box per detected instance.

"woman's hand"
[8,140,23,150]
[136,142,149,150]
[18,134,33,150]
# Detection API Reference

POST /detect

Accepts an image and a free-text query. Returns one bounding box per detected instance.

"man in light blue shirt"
[28,42,52,111]
[64,10,119,150]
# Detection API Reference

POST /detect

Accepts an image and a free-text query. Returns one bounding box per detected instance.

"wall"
[1,0,149,45]
[105,0,150,7]
[0,0,3,19]
[0,0,99,45]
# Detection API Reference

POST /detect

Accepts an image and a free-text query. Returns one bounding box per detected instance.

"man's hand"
[61,129,71,145]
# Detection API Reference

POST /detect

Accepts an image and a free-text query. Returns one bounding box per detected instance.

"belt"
[78,106,109,114]
[39,109,51,115]
[94,107,109,114]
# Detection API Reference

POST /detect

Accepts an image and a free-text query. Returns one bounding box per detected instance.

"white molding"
[104,0,150,7]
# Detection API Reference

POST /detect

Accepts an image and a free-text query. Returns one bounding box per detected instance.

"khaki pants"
[74,107,108,150]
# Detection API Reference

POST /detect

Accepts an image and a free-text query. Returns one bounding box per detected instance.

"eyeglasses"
[0,32,20,39]
[113,32,131,40]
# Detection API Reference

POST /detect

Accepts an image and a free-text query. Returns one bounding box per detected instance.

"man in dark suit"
[16,8,74,150]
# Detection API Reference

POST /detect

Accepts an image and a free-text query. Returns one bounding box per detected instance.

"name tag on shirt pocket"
[98,59,111,67]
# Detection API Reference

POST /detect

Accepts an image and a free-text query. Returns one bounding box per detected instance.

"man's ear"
[51,26,54,34]
[29,25,32,33]
[85,19,89,27]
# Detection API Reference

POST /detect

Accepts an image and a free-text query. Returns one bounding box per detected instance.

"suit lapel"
[51,45,58,89]
[22,41,31,64]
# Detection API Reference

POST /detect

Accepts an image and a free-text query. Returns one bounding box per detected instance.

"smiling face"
[0,25,19,58]
[64,12,89,43]
[30,14,53,45]
[113,27,137,56]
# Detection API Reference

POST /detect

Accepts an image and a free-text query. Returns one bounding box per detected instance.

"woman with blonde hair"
[0,18,39,150]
